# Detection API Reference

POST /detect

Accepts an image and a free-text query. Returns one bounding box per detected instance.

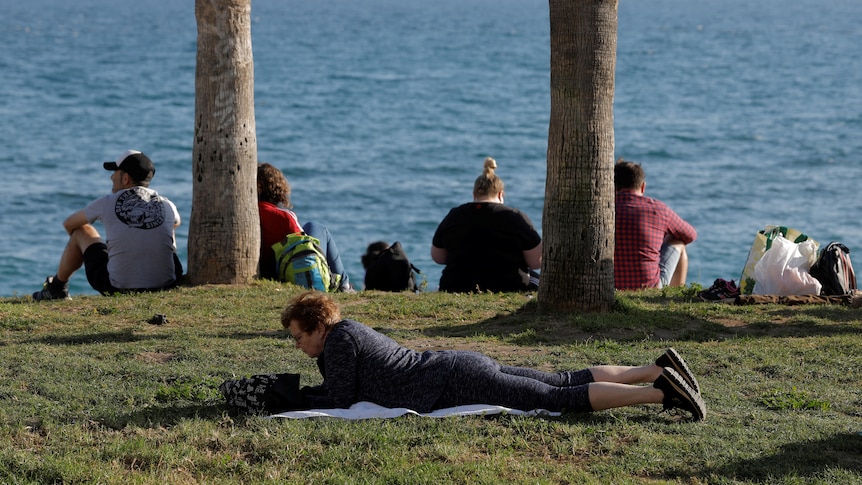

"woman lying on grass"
[283,291,706,421]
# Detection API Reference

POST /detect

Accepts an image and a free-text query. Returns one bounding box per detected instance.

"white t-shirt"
[84,186,180,289]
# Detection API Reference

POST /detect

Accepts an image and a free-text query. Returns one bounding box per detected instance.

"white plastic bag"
[753,235,822,295]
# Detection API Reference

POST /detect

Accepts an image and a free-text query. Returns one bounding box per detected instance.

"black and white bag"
[809,242,857,296]
[219,373,308,414]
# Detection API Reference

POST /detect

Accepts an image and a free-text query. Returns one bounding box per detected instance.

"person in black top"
[282,291,706,420]
[431,157,542,292]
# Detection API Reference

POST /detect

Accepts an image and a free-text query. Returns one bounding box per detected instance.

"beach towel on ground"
[269,401,560,420]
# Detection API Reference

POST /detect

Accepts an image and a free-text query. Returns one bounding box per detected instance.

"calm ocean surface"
[2,0,861,297]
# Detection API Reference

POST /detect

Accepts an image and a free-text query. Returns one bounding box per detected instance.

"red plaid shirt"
[614,191,696,289]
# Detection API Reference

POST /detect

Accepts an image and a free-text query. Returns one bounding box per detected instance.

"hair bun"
[483,157,497,173]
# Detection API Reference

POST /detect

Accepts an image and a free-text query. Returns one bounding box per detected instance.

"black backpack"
[809,242,857,296]
[363,241,421,292]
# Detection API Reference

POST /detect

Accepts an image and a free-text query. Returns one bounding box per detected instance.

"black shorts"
[83,243,182,295]
[83,243,116,295]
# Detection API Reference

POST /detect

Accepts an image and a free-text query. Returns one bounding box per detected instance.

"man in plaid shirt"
[614,160,697,290]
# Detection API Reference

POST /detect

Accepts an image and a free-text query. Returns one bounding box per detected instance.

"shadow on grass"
[23,329,170,346]
[418,297,862,346]
[695,433,862,481]
[553,408,690,426]
[101,401,227,429]
[218,329,287,340]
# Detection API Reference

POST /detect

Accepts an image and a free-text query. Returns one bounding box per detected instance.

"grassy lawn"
[1,282,860,484]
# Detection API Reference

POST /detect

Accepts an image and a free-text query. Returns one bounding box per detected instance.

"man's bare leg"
[668,241,688,287]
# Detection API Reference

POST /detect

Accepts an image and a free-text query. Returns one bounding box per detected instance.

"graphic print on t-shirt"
[114,187,166,229]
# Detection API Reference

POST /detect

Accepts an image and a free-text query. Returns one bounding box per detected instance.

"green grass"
[1,282,861,484]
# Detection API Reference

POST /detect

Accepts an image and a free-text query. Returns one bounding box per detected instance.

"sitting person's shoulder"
[619,193,670,211]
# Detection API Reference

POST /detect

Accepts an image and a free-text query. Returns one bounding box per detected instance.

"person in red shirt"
[614,159,696,290]
[257,163,303,280]
[257,163,352,290]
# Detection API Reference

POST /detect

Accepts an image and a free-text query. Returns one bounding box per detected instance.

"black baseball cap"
[103,150,155,183]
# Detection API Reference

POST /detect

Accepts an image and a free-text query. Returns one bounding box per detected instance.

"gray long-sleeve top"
[303,319,457,412]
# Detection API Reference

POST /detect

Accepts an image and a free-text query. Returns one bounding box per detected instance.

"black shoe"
[656,348,700,394]
[654,367,706,421]
[698,278,739,302]
[32,276,71,301]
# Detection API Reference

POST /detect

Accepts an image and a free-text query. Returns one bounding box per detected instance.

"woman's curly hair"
[257,162,292,208]
[281,291,342,333]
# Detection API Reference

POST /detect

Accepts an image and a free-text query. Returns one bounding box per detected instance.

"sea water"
[1,0,861,297]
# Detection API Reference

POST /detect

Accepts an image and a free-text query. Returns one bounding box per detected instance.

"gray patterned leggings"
[433,352,595,412]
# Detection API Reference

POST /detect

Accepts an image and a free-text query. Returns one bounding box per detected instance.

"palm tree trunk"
[188,0,260,284]
[539,0,618,312]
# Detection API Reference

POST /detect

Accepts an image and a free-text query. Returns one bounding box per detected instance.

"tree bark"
[189,0,260,285]
[539,0,618,312]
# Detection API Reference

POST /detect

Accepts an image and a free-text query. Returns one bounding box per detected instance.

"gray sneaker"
[654,367,706,421]
[32,276,71,301]
[656,348,700,394]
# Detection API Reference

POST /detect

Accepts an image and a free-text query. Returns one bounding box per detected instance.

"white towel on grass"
[269,401,560,420]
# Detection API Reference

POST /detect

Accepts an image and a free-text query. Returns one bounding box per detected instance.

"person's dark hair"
[361,241,390,269]
[281,291,341,333]
[614,158,645,191]
[473,157,505,199]
[257,163,292,208]
[130,176,150,188]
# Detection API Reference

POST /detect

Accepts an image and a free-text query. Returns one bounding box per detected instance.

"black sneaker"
[698,278,739,302]
[654,367,706,421]
[655,348,700,394]
[32,276,71,301]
